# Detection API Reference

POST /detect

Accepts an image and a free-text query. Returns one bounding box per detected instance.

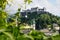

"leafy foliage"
[0,0,60,40]
[24,0,32,4]
[28,30,44,40]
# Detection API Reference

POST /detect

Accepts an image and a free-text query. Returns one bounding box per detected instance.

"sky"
[6,0,60,16]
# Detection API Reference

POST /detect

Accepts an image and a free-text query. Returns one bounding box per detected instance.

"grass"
[53,35,60,40]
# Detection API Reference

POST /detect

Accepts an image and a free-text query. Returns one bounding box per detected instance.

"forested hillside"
[20,11,60,29]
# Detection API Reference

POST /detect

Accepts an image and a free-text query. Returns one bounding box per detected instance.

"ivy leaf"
[27,0,32,4]
[24,0,32,4]
[3,32,15,40]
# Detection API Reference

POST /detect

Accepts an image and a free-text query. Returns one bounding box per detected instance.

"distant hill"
[35,12,60,29]
[21,11,60,29]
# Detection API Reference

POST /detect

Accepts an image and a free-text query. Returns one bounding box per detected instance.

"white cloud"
[6,0,24,14]
[52,0,60,16]
[26,0,58,15]
[56,0,60,5]
[6,0,60,16]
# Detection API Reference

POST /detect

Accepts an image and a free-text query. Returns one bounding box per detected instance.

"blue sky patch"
[48,0,56,5]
